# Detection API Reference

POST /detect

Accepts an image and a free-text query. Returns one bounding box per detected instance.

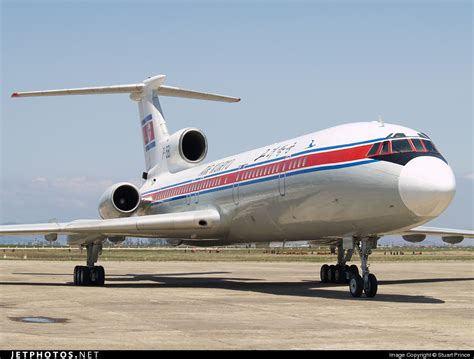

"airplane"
[1,74,473,298]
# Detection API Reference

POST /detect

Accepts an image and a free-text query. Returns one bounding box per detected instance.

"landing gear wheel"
[320,264,329,283]
[96,266,105,286]
[328,265,336,283]
[77,266,85,286]
[344,265,351,283]
[334,266,346,283]
[349,274,363,297]
[82,267,91,286]
[73,265,105,286]
[349,264,359,277]
[364,273,378,298]
[73,266,79,285]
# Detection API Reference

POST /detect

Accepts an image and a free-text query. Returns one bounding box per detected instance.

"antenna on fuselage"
[378,115,385,127]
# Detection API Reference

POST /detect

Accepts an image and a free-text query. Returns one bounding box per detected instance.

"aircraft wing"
[403,226,474,238]
[0,209,223,239]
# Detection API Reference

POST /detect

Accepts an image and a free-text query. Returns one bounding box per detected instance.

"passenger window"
[422,140,439,153]
[380,141,391,155]
[392,139,412,153]
[367,143,381,156]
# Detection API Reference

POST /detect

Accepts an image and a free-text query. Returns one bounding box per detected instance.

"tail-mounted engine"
[98,183,141,219]
[164,128,208,173]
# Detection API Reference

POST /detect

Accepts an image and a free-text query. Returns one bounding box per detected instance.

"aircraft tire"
[335,266,345,283]
[328,265,336,283]
[349,274,363,297]
[349,264,359,277]
[82,266,91,286]
[364,273,378,298]
[73,266,79,285]
[320,264,329,282]
[96,266,105,286]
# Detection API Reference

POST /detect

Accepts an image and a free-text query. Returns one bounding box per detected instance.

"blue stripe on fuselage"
[149,158,377,206]
[142,137,385,196]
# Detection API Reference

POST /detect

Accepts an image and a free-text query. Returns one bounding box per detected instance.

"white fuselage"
[138,121,456,245]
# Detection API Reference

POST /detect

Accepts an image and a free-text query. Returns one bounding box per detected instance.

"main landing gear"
[73,243,105,286]
[320,237,379,298]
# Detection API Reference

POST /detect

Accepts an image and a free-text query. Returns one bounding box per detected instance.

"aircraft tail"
[12,75,239,174]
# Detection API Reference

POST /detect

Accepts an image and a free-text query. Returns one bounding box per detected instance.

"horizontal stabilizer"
[11,84,144,97]
[11,75,240,103]
[158,85,240,102]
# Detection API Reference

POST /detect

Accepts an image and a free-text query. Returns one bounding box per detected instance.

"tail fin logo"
[142,114,156,152]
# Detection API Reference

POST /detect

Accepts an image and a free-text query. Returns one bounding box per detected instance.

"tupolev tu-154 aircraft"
[2,74,473,298]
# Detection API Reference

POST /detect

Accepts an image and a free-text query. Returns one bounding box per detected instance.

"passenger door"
[279,156,291,196]
[233,165,246,205]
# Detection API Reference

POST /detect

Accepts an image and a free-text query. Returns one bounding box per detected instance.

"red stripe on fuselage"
[144,143,373,202]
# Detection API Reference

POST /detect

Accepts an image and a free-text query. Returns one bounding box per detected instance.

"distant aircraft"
[2,75,473,297]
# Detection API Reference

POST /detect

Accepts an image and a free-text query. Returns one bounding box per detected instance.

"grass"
[0,246,473,262]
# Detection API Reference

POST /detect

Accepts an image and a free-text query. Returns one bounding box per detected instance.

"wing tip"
[11,92,19,98]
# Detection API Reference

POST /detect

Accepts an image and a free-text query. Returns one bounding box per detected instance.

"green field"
[1,246,473,262]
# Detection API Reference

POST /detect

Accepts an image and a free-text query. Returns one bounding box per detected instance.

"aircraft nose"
[398,156,456,218]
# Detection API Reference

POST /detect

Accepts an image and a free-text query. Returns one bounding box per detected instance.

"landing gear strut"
[320,237,379,298]
[349,237,378,298]
[73,243,105,286]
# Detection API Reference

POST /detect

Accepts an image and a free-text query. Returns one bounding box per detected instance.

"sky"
[1,1,472,243]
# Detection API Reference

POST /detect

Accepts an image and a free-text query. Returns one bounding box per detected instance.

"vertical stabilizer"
[11,74,240,177]
[132,75,170,173]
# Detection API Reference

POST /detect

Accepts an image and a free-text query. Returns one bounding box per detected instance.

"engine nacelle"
[98,182,141,219]
[164,128,208,173]
[442,236,464,245]
[402,234,426,243]
[108,236,126,244]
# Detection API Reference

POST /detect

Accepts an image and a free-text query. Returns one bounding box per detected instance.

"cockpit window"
[380,141,391,155]
[419,132,431,139]
[391,139,413,153]
[392,133,406,138]
[411,138,425,152]
[422,140,439,153]
[367,143,381,156]
[367,137,442,160]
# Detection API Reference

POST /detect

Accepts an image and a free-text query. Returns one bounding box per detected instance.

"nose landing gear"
[348,237,379,298]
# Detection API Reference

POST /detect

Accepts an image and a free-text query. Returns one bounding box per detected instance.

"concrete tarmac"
[1,260,473,350]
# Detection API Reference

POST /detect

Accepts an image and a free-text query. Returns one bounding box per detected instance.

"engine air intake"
[181,129,207,162]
